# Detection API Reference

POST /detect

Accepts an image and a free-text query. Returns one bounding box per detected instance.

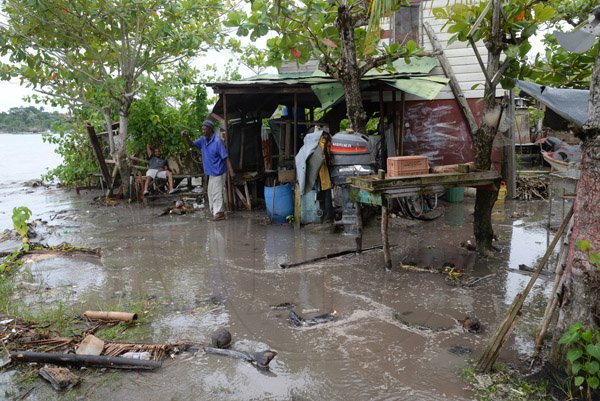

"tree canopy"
[226,0,419,133]
[0,0,227,198]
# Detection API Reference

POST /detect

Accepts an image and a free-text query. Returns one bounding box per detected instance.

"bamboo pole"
[534,227,571,350]
[83,311,137,322]
[476,205,574,372]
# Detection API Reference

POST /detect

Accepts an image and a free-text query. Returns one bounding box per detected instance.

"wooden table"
[348,170,501,269]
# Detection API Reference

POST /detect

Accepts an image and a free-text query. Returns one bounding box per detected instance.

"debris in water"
[288,310,337,327]
[269,302,296,310]
[458,316,482,333]
[448,345,473,355]
[39,365,80,391]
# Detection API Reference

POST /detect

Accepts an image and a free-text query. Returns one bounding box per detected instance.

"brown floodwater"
[1,184,566,401]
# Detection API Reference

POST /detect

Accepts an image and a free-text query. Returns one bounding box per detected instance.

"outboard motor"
[329,130,376,230]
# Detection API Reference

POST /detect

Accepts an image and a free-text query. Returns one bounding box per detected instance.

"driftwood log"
[10,351,162,370]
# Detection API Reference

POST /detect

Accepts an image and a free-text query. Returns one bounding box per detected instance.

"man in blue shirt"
[183,120,234,220]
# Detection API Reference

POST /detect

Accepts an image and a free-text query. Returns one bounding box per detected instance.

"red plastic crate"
[387,156,429,177]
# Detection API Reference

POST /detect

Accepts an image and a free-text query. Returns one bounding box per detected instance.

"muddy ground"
[0,184,566,401]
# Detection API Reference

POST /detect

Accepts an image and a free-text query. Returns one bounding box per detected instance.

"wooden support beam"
[424,23,478,140]
[381,201,391,269]
[354,202,363,252]
[86,124,112,189]
[223,94,234,212]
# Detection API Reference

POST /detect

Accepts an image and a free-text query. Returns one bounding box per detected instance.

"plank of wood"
[86,124,111,188]
[349,171,499,192]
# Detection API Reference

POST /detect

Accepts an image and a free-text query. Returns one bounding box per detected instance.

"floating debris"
[288,310,337,327]
[458,316,482,333]
[269,302,296,310]
[448,345,473,356]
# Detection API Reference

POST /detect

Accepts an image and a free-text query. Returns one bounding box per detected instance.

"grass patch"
[462,364,552,401]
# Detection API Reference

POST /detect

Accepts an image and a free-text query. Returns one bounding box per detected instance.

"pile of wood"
[516,175,548,200]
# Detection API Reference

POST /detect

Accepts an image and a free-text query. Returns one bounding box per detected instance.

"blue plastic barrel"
[265,183,294,223]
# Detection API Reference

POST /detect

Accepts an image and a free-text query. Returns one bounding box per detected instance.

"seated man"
[142,144,180,196]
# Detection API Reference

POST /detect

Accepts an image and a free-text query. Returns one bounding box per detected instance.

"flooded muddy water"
[2,182,566,401]
[1,135,567,400]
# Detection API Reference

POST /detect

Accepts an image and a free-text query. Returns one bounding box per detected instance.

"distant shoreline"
[0,131,48,135]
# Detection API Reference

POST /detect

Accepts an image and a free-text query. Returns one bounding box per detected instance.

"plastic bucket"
[265,183,294,223]
[445,187,464,203]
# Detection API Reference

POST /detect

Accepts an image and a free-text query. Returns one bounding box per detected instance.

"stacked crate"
[386,156,429,177]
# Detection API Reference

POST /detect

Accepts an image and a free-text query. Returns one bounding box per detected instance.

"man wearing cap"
[182,120,234,221]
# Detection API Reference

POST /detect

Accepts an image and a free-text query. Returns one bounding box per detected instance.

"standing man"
[182,120,235,221]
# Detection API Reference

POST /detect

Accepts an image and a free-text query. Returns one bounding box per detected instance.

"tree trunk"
[113,111,132,200]
[550,49,600,370]
[103,109,115,196]
[336,4,367,133]
[473,0,502,254]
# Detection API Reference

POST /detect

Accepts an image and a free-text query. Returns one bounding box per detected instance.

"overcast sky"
[0,47,276,113]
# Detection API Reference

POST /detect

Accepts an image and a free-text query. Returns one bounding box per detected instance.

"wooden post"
[223,94,234,212]
[392,90,398,156]
[294,182,301,229]
[476,205,573,372]
[424,22,478,140]
[239,127,245,170]
[354,202,363,252]
[382,200,392,269]
[400,92,405,156]
[86,124,111,189]
[293,93,298,156]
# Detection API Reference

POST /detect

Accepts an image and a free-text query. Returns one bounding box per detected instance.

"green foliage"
[0,207,32,275]
[525,36,595,89]
[127,77,210,158]
[12,206,31,241]
[41,111,101,186]
[435,0,555,89]
[575,240,600,272]
[559,323,600,396]
[528,106,545,130]
[0,106,64,133]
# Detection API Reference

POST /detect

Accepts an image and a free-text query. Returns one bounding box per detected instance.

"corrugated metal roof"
[207,57,449,115]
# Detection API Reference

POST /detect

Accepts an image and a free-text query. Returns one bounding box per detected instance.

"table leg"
[355,201,363,252]
[382,200,391,270]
